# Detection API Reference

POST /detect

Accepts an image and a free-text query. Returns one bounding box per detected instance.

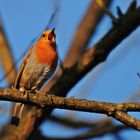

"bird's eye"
[42,34,46,37]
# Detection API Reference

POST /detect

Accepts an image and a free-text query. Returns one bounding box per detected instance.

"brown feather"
[12,29,58,126]
[14,47,33,89]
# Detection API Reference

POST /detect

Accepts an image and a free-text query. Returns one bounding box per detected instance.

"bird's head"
[41,28,56,46]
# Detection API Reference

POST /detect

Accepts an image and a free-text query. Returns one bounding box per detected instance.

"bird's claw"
[11,85,18,92]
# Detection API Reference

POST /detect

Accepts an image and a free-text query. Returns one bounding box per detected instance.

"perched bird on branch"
[11,29,58,126]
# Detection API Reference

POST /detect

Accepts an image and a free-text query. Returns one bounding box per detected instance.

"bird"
[11,28,58,126]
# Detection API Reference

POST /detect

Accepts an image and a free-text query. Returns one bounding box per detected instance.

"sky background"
[0,0,140,139]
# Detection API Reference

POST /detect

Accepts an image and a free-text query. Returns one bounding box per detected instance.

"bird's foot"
[21,89,32,101]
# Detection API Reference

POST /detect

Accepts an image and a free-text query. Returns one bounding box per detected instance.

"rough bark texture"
[0,88,138,130]
[0,1,139,140]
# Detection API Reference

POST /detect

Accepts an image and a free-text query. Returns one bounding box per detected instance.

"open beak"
[48,28,56,42]
[52,28,55,34]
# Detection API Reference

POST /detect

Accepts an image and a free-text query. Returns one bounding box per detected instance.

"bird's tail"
[11,103,24,126]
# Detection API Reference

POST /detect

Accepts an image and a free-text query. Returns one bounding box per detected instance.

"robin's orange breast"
[35,40,58,65]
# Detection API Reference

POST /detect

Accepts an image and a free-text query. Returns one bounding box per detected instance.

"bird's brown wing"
[14,47,33,89]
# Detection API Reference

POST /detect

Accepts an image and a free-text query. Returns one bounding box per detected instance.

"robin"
[11,28,58,126]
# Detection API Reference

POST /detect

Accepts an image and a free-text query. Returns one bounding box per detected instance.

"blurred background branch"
[48,114,112,128]
[0,17,16,86]
[0,0,139,140]
[64,0,112,67]
[38,125,128,140]
[44,0,112,91]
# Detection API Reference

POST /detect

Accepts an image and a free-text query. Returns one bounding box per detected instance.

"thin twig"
[42,125,128,140]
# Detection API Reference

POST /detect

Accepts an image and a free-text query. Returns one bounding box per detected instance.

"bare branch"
[49,125,128,140]
[0,2,140,140]
[52,6,140,97]
[0,88,139,130]
[64,0,112,67]
[48,115,111,128]
[30,4,140,138]
[0,21,16,86]
[32,125,129,140]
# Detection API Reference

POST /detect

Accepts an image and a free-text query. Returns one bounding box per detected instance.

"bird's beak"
[48,28,56,42]
[51,28,55,34]
[49,28,55,37]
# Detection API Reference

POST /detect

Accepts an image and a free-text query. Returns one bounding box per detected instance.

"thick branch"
[51,6,140,97]
[0,88,140,130]
[31,4,140,138]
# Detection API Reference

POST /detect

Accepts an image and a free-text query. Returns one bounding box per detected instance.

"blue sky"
[0,0,140,139]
